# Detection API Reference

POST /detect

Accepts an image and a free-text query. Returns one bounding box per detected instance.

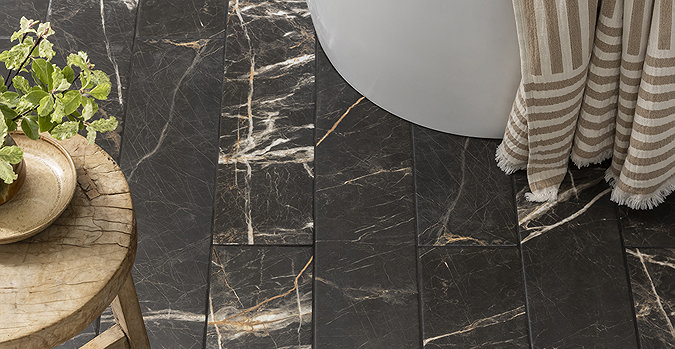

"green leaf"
[38,38,55,60]
[32,58,53,89]
[89,82,111,100]
[85,125,96,144]
[67,53,87,70]
[51,68,71,92]
[0,145,23,184]
[0,105,18,121]
[12,76,29,94]
[23,89,49,106]
[0,144,23,164]
[49,120,79,140]
[81,98,98,121]
[61,90,81,115]
[0,75,5,93]
[88,116,118,132]
[36,22,54,38]
[51,98,65,123]
[37,95,54,116]
[62,65,75,84]
[38,115,55,132]
[0,160,18,184]
[21,117,39,140]
[0,91,19,107]
[0,115,6,145]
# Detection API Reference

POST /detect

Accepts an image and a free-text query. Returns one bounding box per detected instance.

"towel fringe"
[495,143,526,175]
[608,176,675,210]
[525,187,558,202]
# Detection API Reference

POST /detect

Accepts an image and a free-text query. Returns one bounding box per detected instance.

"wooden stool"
[0,135,150,349]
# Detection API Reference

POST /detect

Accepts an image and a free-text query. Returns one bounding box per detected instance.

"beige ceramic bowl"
[0,132,77,244]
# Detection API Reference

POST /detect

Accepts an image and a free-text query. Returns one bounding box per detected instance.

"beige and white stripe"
[497,0,675,209]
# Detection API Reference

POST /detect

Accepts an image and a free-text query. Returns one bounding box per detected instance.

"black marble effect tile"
[214,0,314,245]
[314,241,419,348]
[206,246,313,348]
[626,248,675,348]
[420,247,528,348]
[314,48,414,246]
[621,195,675,248]
[137,0,226,38]
[48,0,138,161]
[313,45,419,348]
[414,126,517,246]
[0,0,49,36]
[119,38,223,348]
[515,166,639,347]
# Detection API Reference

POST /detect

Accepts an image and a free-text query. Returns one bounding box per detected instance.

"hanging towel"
[497,0,675,209]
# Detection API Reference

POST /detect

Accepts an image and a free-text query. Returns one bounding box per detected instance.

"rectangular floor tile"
[621,195,675,248]
[414,126,517,246]
[515,166,638,347]
[313,45,419,348]
[626,248,675,348]
[48,0,138,161]
[420,246,528,347]
[213,0,314,245]
[314,241,419,348]
[137,0,226,38]
[207,246,313,348]
[119,38,223,348]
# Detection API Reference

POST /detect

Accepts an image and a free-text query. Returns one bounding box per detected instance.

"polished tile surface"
[1,1,673,348]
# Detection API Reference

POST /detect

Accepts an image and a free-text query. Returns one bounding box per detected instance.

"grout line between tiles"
[311,32,318,349]
[513,175,534,348]
[412,123,426,349]
[616,204,643,349]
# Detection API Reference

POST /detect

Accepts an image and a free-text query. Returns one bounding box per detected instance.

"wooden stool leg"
[111,274,151,349]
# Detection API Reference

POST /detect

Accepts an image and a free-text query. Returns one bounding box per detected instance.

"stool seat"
[0,135,149,349]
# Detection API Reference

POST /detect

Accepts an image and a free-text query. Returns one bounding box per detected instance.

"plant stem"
[12,106,38,122]
[6,36,43,90]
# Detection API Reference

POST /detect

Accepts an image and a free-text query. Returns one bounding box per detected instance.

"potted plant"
[0,17,117,205]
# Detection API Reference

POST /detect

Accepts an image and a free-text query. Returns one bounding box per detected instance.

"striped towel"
[497,0,675,209]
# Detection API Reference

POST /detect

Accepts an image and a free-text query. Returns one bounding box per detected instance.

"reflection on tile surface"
[621,195,675,248]
[626,248,675,348]
[48,0,138,160]
[214,0,314,245]
[414,126,517,246]
[0,0,48,36]
[515,167,638,347]
[315,241,419,348]
[420,247,528,348]
[120,38,223,348]
[207,246,313,348]
[137,0,226,38]
[313,45,419,348]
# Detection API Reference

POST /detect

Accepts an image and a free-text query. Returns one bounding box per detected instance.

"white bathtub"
[307,0,521,138]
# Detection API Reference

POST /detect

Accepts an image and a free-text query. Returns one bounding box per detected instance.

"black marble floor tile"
[206,246,313,348]
[314,241,419,348]
[0,0,49,36]
[313,45,419,348]
[420,246,528,348]
[119,38,223,348]
[213,0,314,245]
[314,48,415,246]
[414,126,517,246]
[137,0,226,39]
[621,195,675,248]
[47,0,138,161]
[515,167,639,347]
[625,248,675,348]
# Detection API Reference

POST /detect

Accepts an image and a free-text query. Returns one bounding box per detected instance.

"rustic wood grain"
[0,135,137,349]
